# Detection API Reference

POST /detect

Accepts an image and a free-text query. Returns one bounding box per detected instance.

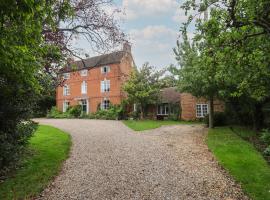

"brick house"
[153,87,224,120]
[56,43,134,114]
[180,92,225,120]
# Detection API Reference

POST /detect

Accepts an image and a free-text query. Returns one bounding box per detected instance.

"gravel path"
[34,119,248,200]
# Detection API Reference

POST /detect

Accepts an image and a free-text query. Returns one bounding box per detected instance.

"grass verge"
[207,127,270,200]
[123,120,201,131]
[0,125,71,200]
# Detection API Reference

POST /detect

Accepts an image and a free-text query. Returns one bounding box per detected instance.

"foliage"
[0,125,71,200]
[34,95,55,117]
[260,129,270,145]
[168,103,181,121]
[207,127,270,200]
[67,105,82,118]
[263,146,270,156]
[47,107,70,118]
[89,105,124,120]
[204,112,227,127]
[0,0,124,172]
[129,111,140,120]
[123,63,164,119]
[0,121,37,175]
[123,120,202,131]
[174,0,270,129]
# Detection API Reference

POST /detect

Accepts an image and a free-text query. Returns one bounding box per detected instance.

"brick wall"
[180,93,225,121]
[56,53,133,113]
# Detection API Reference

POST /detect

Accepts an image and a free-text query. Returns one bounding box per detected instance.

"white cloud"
[122,0,178,20]
[172,8,189,23]
[128,25,178,68]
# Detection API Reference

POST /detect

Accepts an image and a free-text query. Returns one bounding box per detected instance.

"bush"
[204,112,227,127]
[129,111,140,120]
[263,145,270,156]
[67,105,82,118]
[47,106,70,118]
[260,129,270,145]
[0,121,37,175]
[88,105,124,120]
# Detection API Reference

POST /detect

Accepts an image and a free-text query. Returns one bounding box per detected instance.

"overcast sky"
[74,0,189,69]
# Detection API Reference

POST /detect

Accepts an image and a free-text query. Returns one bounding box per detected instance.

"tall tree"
[0,0,124,171]
[123,63,164,119]
[174,0,270,128]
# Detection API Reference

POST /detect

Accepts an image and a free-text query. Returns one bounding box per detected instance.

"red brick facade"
[180,93,225,120]
[56,50,134,113]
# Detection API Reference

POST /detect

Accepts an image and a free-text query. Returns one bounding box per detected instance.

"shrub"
[67,105,82,117]
[0,121,37,175]
[204,112,227,127]
[260,129,270,145]
[88,105,124,120]
[129,111,140,120]
[263,145,270,156]
[47,106,70,118]
[168,113,179,121]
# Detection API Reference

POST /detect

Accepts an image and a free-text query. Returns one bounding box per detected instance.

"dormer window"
[63,73,70,79]
[101,66,110,74]
[80,69,88,76]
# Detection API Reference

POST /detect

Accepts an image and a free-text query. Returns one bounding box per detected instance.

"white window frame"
[80,99,88,114]
[81,81,87,94]
[101,99,110,110]
[63,84,70,96]
[196,104,209,118]
[101,65,110,74]
[157,104,169,115]
[63,101,70,112]
[101,79,110,93]
[63,73,70,79]
[80,69,88,76]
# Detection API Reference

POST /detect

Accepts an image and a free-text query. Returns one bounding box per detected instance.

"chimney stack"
[123,41,131,53]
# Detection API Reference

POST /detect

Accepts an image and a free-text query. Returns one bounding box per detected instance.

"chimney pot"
[123,41,131,53]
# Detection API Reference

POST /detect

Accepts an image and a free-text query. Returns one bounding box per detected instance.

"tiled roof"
[160,87,181,103]
[60,51,127,73]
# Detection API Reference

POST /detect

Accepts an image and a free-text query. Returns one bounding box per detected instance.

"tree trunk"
[209,96,214,128]
[140,104,144,120]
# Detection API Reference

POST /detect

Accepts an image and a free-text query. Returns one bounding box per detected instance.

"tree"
[123,63,164,119]
[0,0,124,172]
[174,0,270,129]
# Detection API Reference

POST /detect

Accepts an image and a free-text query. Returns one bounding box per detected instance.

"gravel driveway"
[35,119,247,200]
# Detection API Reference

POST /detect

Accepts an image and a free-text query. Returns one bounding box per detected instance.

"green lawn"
[123,120,201,131]
[0,125,71,200]
[207,127,270,200]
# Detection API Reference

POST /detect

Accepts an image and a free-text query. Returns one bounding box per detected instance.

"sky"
[74,0,190,69]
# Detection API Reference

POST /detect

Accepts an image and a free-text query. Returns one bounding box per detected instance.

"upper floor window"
[101,79,110,93]
[101,65,110,74]
[81,81,87,94]
[80,69,88,76]
[101,99,110,110]
[63,73,70,79]
[196,104,208,118]
[63,84,70,96]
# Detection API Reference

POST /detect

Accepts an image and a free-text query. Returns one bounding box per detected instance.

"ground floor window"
[63,101,70,112]
[157,104,169,115]
[196,104,208,118]
[101,99,110,110]
[80,99,88,113]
